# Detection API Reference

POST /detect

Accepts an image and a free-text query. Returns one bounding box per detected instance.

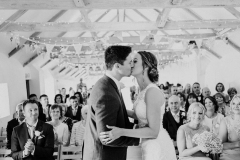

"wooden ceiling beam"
[40,59,52,68]
[3,20,240,32]
[228,39,240,53]
[1,0,240,9]
[225,7,240,19]
[0,10,28,30]
[8,10,67,58]
[202,41,222,59]
[33,33,217,45]
[157,8,172,28]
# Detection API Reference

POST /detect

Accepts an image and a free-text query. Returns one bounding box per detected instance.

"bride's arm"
[127,110,138,120]
[105,88,164,139]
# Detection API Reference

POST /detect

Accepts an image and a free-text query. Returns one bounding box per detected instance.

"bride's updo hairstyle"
[138,51,159,83]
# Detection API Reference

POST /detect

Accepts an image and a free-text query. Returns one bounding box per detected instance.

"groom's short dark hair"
[104,45,132,70]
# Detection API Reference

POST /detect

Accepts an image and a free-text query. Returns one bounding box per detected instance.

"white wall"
[0,53,27,128]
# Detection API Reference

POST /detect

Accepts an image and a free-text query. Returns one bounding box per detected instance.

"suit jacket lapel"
[18,123,30,150]
[104,75,121,97]
[168,112,178,130]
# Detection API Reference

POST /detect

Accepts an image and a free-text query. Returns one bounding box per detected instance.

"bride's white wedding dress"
[133,83,177,160]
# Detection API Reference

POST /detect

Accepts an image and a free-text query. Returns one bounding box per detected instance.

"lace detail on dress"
[224,116,240,141]
[133,83,159,128]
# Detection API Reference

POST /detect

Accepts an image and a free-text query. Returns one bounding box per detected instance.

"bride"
[100,51,177,160]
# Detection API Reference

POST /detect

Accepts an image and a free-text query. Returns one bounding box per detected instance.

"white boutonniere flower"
[215,123,220,128]
[181,112,186,117]
[35,130,45,139]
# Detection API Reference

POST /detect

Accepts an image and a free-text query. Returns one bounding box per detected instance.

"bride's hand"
[99,125,123,144]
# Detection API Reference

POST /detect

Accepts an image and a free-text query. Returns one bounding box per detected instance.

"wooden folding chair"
[0,149,11,158]
[58,145,82,160]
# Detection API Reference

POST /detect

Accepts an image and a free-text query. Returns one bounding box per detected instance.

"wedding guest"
[48,104,69,147]
[70,105,88,146]
[54,94,63,104]
[159,84,165,90]
[65,96,82,121]
[202,87,211,99]
[61,88,69,103]
[213,93,231,117]
[39,94,51,122]
[215,83,229,103]
[171,86,178,96]
[11,100,54,160]
[163,95,187,141]
[177,85,184,93]
[192,82,204,104]
[7,103,25,149]
[202,96,224,135]
[227,87,237,102]
[29,94,45,122]
[177,102,211,160]
[177,92,186,111]
[183,83,191,98]
[185,93,198,113]
[219,94,240,160]
[76,78,87,92]
[66,89,75,106]
[74,92,83,105]
[60,103,74,132]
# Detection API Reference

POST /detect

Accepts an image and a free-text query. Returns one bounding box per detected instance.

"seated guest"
[11,100,54,160]
[40,94,51,122]
[54,94,63,104]
[65,96,82,121]
[219,94,240,160]
[61,88,69,103]
[163,95,187,141]
[29,94,45,122]
[202,96,224,135]
[171,86,178,96]
[183,83,191,99]
[177,92,186,111]
[177,102,211,160]
[70,105,88,146]
[74,92,83,105]
[7,102,25,149]
[202,87,211,99]
[60,103,73,132]
[192,82,204,104]
[214,93,231,116]
[227,87,237,102]
[48,104,69,147]
[185,93,198,113]
[215,82,229,103]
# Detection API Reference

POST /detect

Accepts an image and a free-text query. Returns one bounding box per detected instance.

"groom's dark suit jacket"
[83,75,139,160]
[162,110,186,141]
[11,120,54,160]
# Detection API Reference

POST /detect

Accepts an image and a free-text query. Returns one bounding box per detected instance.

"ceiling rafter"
[0,10,28,30]
[4,20,240,32]
[8,10,67,58]
[1,0,240,9]
[228,39,240,53]
[225,7,240,19]
[133,9,151,22]
[40,59,52,68]
[157,8,172,28]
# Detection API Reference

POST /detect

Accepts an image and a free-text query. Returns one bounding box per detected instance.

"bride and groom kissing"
[83,46,176,160]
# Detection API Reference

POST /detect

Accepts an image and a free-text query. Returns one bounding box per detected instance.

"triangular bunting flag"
[89,42,96,51]
[73,44,83,55]
[46,44,54,55]
[195,39,203,49]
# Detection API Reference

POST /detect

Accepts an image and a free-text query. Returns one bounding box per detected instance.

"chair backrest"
[0,149,11,155]
[0,158,13,160]
[0,143,6,148]
[58,145,82,160]
[0,137,6,142]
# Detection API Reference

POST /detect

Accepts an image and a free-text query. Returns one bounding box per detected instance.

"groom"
[83,46,140,160]
[11,100,54,160]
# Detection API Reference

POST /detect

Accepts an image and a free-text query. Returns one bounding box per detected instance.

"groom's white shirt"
[105,72,121,92]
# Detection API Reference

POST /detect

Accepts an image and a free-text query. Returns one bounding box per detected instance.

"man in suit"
[76,78,87,92]
[83,46,139,160]
[11,100,54,160]
[65,96,82,121]
[29,94,45,122]
[7,103,25,149]
[39,94,51,122]
[192,82,204,104]
[202,87,211,100]
[163,95,187,141]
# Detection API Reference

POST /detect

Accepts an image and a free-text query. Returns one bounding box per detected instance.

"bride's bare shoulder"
[145,87,165,103]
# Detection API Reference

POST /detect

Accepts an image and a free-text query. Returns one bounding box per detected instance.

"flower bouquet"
[192,131,223,160]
